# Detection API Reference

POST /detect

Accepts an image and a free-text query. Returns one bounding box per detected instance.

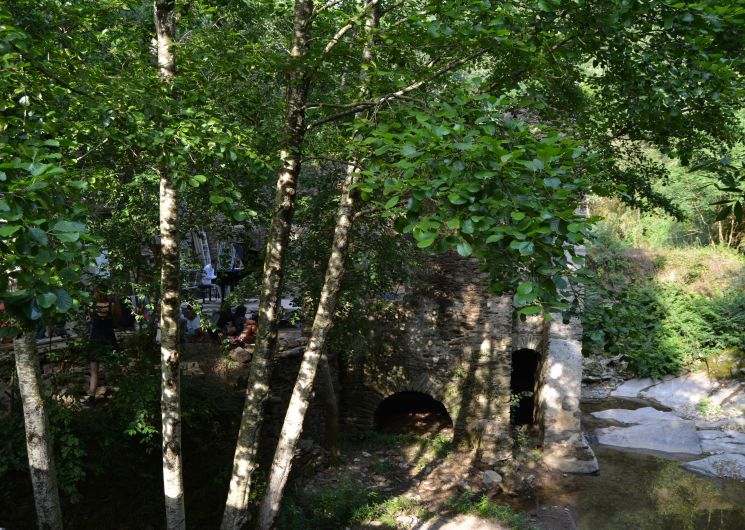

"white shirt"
[184,315,201,335]
[202,263,217,285]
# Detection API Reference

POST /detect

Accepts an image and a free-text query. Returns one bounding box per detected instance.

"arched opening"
[511,348,540,425]
[374,391,453,435]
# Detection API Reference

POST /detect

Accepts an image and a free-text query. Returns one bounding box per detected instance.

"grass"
[447,490,538,530]
[277,476,429,530]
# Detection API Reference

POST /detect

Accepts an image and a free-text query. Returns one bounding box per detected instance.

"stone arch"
[374,390,453,435]
[347,371,456,432]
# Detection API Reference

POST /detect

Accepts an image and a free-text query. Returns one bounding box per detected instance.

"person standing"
[86,288,118,407]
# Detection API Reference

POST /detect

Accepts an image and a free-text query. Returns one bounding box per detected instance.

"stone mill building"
[336,254,598,474]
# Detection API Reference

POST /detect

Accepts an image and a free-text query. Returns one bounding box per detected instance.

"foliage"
[361,89,598,316]
[447,490,538,530]
[47,399,87,503]
[277,476,373,530]
[278,476,429,530]
[0,10,95,334]
[582,231,745,378]
[353,494,429,528]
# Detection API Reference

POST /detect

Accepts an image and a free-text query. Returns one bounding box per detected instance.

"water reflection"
[534,447,745,529]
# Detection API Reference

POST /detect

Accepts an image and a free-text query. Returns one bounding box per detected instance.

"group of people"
[214,304,257,347]
[179,302,257,347]
[77,279,259,406]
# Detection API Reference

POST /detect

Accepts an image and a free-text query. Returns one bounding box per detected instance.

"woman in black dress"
[86,288,117,406]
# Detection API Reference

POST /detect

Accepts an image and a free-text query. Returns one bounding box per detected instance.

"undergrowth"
[277,476,428,529]
[583,218,745,379]
[447,490,538,530]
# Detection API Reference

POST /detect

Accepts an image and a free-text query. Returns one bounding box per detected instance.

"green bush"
[447,491,537,530]
[582,244,745,378]
[277,477,374,529]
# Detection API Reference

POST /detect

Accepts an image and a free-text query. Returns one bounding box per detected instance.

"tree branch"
[318,0,383,59]
[307,48,488,129]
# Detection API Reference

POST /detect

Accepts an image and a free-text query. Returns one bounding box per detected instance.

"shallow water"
[538,446,745,529]
[528,398,745,529]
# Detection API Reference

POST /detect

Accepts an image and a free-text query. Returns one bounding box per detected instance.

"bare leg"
[88,361,99,397]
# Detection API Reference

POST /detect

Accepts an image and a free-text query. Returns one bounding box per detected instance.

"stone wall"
[339,253,597,473]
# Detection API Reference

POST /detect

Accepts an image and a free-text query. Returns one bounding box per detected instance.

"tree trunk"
[15,330,63,530]
[154,1,185,528]
[256,7,379,528]
[718,219,724,245]
[317,356,339,456]
[220,2,313,528]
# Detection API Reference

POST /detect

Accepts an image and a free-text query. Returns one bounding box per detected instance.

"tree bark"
[15,330,63,530]
[256,7,379,528]
[154,1,185,529]
[317,356,339,456]
[220,2,313,528]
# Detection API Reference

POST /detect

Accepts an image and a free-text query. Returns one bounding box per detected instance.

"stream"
[531,398,745,529]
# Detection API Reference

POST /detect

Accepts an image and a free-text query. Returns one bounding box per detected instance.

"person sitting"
[239,319,257,345]
[200,259,220,301]
[214,304,234,337]
[233,305,247,333]
[180,304,202,342]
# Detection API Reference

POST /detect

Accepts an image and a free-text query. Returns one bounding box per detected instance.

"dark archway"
[374,391,452,435]
[510,348,540,425]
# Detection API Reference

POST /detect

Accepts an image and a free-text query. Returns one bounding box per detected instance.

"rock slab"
[595,420,702,455]
[698,430,745,455]
[591,407,679,425]
[611,378,659,398]
[682,454,745,481]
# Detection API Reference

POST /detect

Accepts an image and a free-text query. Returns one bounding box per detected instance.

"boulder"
[482,470,502,489]
[682,454,745,481]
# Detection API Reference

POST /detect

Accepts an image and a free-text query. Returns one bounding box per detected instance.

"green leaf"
[29,227,48,245]
[36,292,58,309]
[384,196,399,209]
[416,234,436,248]
[0,224,22,237]
[402,143,419,157]
[516,282,534,296]
[52,221,86,232]
[447,218,460,230]
[485,234,503,243]
[511,211,525,221]
[55,232,80,243]
[567,223,582,233]
[456,241,473,257]
[209,194,226,205]
[543,177,561,189]
[519,305,542,316]
[53,289,73,312]
[522,159,544,171]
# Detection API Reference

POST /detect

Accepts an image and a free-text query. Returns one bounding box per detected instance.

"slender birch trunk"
[317,356,339,456]
[154,1,185,528]
[256,8,379,528]
[15,330,63,530]
[220,2,313,528]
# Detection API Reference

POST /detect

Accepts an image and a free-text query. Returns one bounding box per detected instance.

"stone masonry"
[340,253,598,473]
